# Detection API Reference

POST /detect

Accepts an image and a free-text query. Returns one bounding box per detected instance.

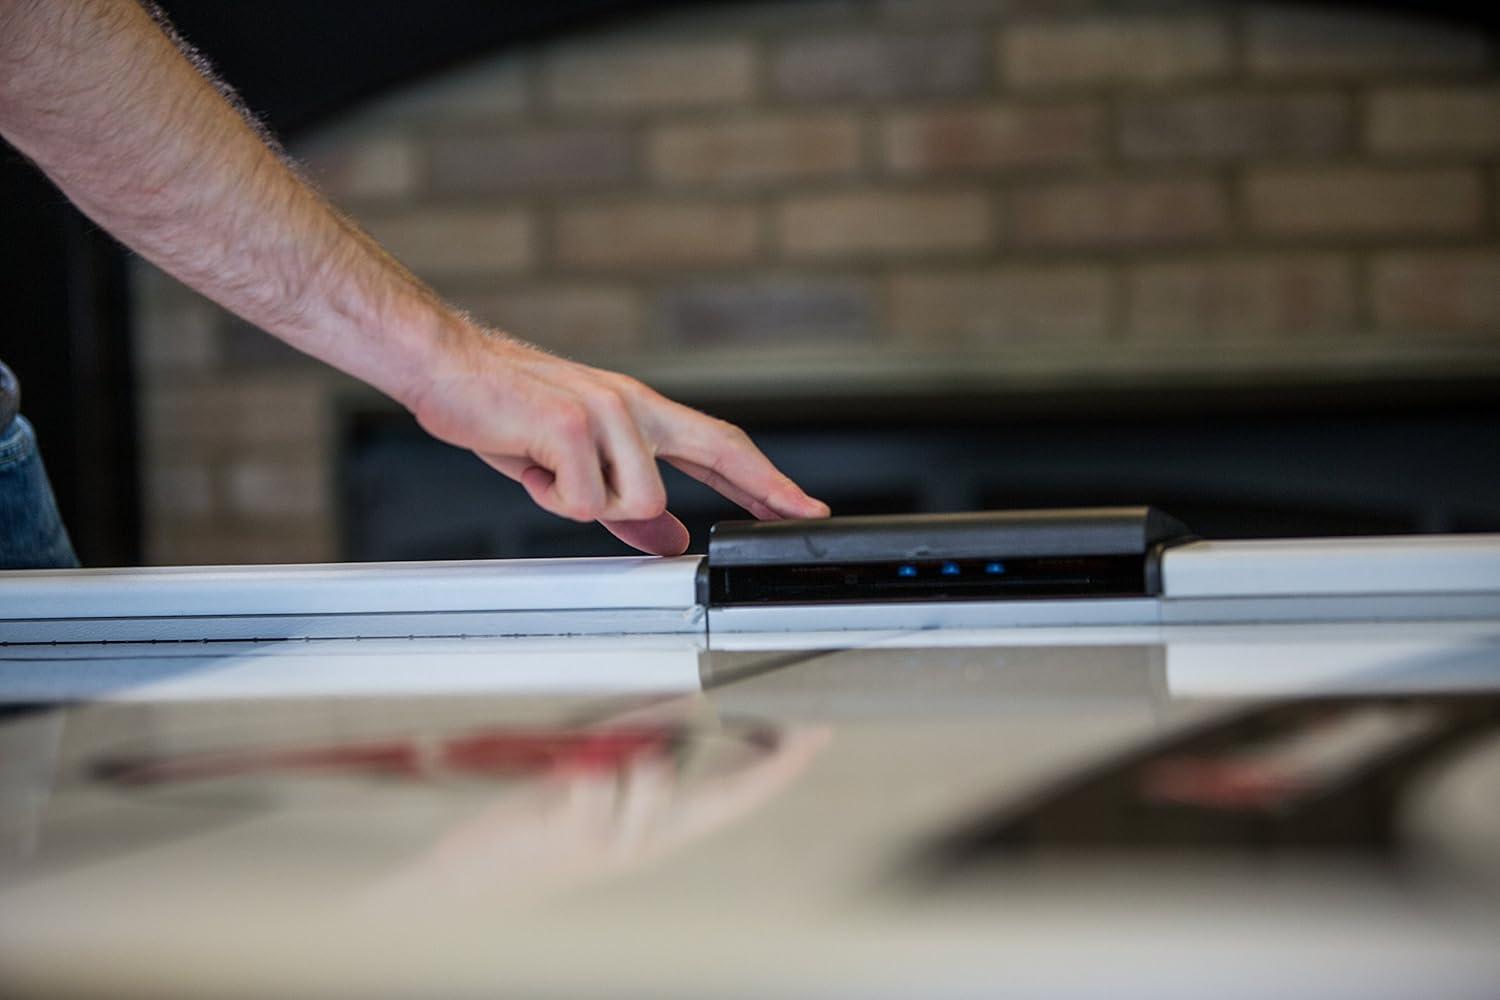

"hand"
[405,324,831,555]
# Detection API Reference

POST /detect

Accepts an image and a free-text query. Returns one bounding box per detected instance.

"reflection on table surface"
[1,621,1499,999]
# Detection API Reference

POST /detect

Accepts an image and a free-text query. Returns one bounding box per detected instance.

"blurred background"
[4,0,1499,566]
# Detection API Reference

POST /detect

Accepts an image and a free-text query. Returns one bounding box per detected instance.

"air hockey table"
[2,508,1499,1000]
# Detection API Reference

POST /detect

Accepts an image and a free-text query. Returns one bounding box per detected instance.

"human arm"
[0,0,829,555]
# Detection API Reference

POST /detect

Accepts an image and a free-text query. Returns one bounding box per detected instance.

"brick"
[142,463,215,519]
[131,283,218,371]
[773,30,988,101]
[890,266,1113,344]
[362,209,533,276]
[1368,87,1500,156]
[1246,8,1488,79]
[299,135,420,202]
[1128,254,1356,341]
[143,378,327,455]
[545,40,754,112]
[1001,17,1231,88]
[224,457,329,519]
[555,201,760,269]
[1119,92,1351,161]
[1372,250,1500,334]
[358,58,528,122]
[130,259,186,307]
[428,127,634,196]
[451,285,646,354]
[218,317,321,371]
[1245,167,1483,238]
[660,278,875,345]
[777,190,993,259]
[647,114,862,187]
[1010,177,1229,248]
[148,519,336,566]
[882,103,1103,174]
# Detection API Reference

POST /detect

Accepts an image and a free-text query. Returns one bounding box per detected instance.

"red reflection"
[96,725,680,786]
[1140,756,1304,812]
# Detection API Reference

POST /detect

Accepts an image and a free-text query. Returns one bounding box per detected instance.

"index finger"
[649,400,829,521]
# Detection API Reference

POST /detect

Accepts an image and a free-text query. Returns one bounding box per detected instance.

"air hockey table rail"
[1,508,1497,643]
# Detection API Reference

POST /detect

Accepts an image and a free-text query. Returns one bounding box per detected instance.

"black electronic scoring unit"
[699,507,1194,608]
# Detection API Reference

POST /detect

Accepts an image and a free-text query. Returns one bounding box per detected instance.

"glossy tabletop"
[2,619,1498,998]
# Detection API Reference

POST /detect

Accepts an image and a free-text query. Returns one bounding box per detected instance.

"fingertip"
[773,486,830,520]
[656,532,691,557]
[774,474,830,519]
[602,512,691,557]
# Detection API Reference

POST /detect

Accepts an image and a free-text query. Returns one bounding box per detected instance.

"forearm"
[0,0,455,408]
[0,0,829,552]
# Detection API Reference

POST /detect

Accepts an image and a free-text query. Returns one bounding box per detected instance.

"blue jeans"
[0,416,79,570]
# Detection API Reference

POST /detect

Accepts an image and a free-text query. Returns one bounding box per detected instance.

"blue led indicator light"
[940,561,961,576]
[897,564,918,578]
[985,562,1007,575]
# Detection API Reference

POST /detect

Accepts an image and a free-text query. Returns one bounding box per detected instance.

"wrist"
[380,301,483,416]
[295,252,485,416]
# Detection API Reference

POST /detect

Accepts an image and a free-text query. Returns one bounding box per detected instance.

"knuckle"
[716,420,750,446]
[593,387,630,420]
[621,491,667,521]
[550,402,592,442]
[612,374,652,401]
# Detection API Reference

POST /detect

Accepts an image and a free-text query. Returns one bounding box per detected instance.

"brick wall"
[133,0,1500,564]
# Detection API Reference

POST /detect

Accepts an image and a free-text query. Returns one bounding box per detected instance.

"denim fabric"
[0,416,79,570]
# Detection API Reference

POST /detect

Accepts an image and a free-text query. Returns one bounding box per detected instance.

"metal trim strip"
[0,555,702,620]
[1162,536,1500,598]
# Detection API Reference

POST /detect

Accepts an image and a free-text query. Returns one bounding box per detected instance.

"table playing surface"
[2,610,1499,998]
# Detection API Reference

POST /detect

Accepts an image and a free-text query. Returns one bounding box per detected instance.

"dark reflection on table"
[915,692,1500,896]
